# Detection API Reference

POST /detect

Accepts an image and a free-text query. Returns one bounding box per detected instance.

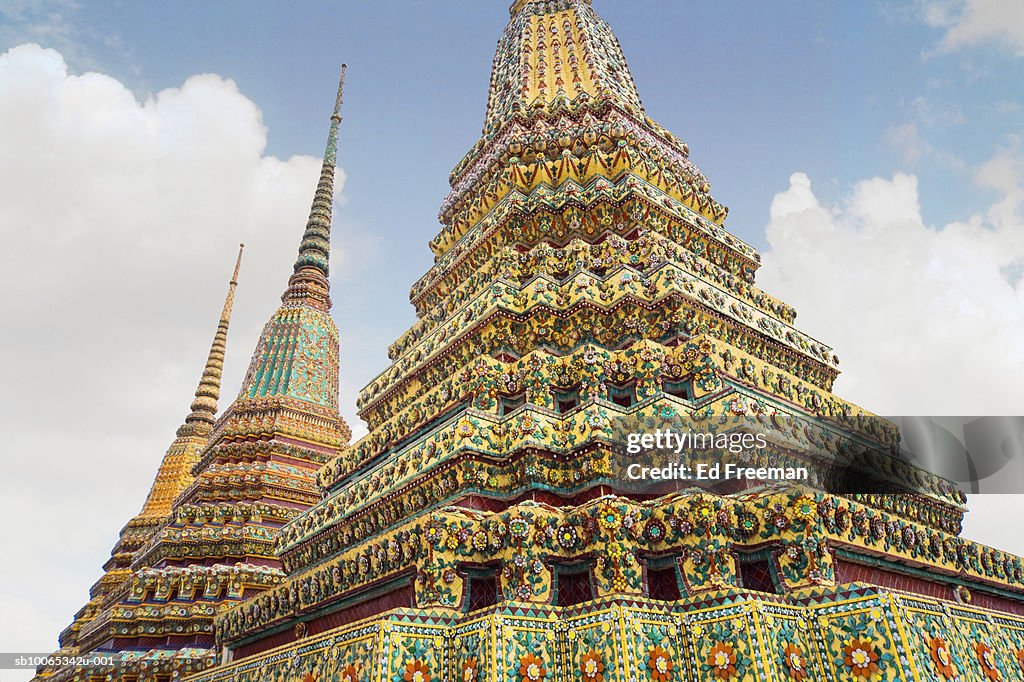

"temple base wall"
[179,586,1024,682]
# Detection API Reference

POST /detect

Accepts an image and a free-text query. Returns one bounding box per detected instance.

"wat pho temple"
[37,1,1024,681]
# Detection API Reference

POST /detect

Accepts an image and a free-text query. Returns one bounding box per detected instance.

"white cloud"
[759,164,1024,415]
[887,122,928,164]
[923,0,1024,56]
[758,154,1024,553]
[885,102,968,169]
[975,140,1024,193]
[0,44,348,659]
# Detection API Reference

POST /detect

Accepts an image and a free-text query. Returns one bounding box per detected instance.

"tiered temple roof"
[202,3,1024,680]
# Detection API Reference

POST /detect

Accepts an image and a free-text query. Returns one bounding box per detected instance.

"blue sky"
[0,0,1023,665]
[20,0,1014,389]
[44,0,1022,360]
[46,1,1020,232]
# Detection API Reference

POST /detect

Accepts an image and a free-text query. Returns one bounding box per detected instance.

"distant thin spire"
[285,65,347,310]
[182,243,245,432]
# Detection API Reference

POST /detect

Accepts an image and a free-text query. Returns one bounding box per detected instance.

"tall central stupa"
[195,1,1024,680]
[42,1,1024,681]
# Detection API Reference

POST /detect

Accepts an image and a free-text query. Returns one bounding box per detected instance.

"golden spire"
[482,0,644,135]
[284,65,347,310]
[181,243,245,434]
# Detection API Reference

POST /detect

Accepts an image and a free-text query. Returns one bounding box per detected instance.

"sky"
[0,0,1023,671]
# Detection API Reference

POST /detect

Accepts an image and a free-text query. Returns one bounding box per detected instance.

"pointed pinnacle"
[183,244,245,431]
[231,243,244,284]
[332,64,347,121]
[220,243,244,322]
[286,66,348,309]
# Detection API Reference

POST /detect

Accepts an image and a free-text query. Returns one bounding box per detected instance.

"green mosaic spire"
[238,67,348,408]
[291,64,346,283]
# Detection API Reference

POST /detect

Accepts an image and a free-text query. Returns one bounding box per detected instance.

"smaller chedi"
[42,242,248,678]
[36,68,351,682]
[38,2,1024,681]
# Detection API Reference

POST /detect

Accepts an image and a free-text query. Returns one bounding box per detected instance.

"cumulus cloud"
[0,44,345,656]
[758,163,1024,415]
[758,154,1024,553]
[923,0,1024,56]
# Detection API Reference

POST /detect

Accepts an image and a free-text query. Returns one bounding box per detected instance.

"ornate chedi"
[38,243,245,678]
[190,2,1024,682]
[37,69,351,682]
[42,2,1024,681]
